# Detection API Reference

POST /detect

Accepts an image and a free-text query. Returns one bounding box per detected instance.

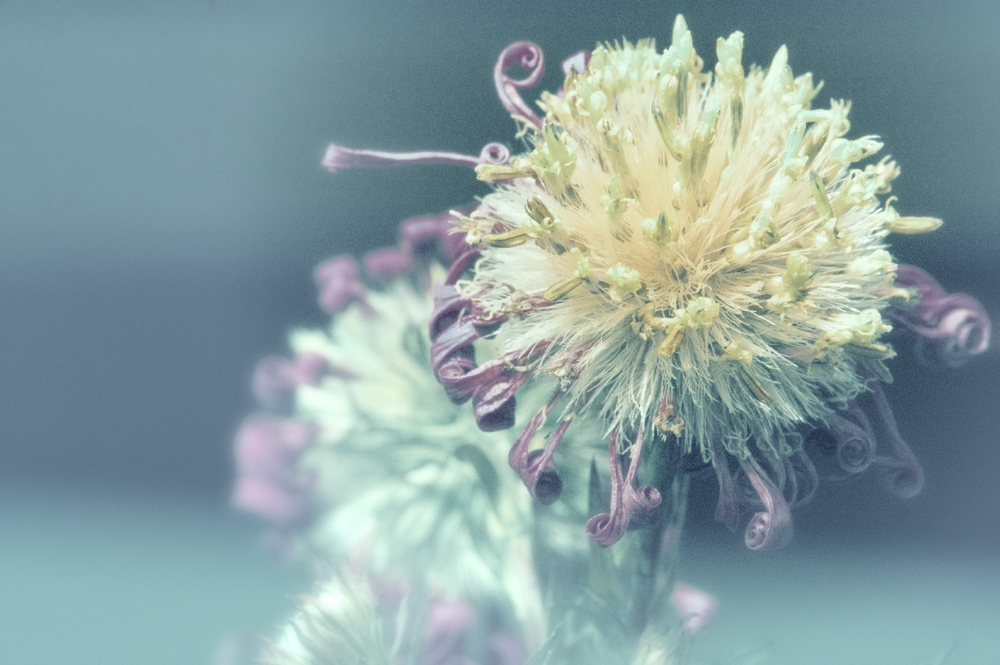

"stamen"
[543,275,583,302]
[482,228,532,248]
[733,364,772,403]
[808,170,834,220]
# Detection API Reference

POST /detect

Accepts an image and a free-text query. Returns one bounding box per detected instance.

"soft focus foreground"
[234,15,989,665]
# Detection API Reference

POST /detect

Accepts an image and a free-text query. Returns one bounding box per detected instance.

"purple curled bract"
[738,457,793,550]
[479,142,510,165]
[586,428,662,547]
[493,41,545,128]
[892,264,990,367]
[869,383,925,499]
[507,405,569,504]
[823,409,876,477]
[314,256,367,314]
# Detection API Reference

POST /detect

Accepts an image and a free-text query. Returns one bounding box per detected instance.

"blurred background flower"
[0,1,998,663]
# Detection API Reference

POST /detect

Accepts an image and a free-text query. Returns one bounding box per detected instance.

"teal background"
[0,1,997,662]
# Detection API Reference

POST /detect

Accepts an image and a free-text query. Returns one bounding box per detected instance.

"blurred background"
[0,0,997,663]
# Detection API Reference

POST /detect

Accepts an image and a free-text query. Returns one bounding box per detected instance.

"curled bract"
[493,41,545,128]
[585,428,662,547]
[822,408,876,477]
[892,264,990,367]
[738,456,793,551]
[869,382,925,499]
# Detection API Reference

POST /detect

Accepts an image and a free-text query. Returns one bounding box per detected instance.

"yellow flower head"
[320,17,988,550]
[461,16,933,464]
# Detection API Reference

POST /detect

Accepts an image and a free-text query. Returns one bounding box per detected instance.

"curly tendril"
[585,427,662,547]
[322,143,510,173]
[738,456,793,550]
[825,410,876,476]
[870,383,925,499]
[892,264,991,367]
[507,394,569,505]
[479,142,511,165]
[493,41,545,128]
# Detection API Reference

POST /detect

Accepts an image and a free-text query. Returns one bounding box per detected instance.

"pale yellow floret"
[723,341,753,364]
[530,123,577,195]
[605,264,643,301]
[600,174,636,225]
[815,309,892,359]
[766,253,815,312]
[847,249,895,278]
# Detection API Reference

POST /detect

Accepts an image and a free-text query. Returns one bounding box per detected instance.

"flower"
[439,17,990,548]
[463,20,907,459]
[261,570,528,665]
[316,16,990,551]
[232,217,612,658]
[260,571,391,665]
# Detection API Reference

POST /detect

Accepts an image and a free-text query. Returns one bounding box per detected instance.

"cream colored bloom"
[460,16,938,464]
[291,276,540,602]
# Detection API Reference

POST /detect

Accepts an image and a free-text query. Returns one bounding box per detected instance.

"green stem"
[625,440,690,636]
